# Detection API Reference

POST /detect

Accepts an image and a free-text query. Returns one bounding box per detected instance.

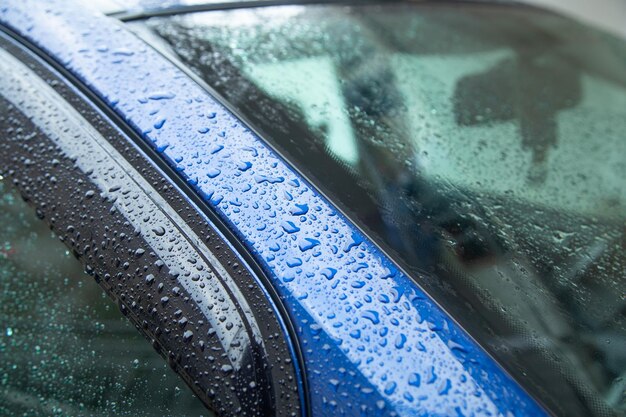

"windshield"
[138,3,626,416]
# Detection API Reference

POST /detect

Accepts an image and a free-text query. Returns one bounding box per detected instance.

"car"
[0,0,624,416]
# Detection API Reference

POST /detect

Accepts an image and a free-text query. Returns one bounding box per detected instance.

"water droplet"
[437,378,451,396]
[206,168,221,178]
[153,118,166,129]
[362,310,380,324]
[298,238,320,251]
[320,268,337,280]
[384,381,397,395]
[343,232,363,252]
[426,366,437,384]
[112,48,134,56]
[281,221,300,234]
[309,324,322,335]
[394,333,407,349]
[237,161,252,171]
[148,91,176,100]
[289,203,309,215]
[254,174,284,184]
[286,258,302,268]
[209,144,223,154]
[408,373,421,387]
[349,329,361,339]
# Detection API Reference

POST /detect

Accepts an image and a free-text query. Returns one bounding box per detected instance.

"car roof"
[0,1,550,416]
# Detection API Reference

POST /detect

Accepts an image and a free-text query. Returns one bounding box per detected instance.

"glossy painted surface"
[0,36,302,416]
[0,1,548,416]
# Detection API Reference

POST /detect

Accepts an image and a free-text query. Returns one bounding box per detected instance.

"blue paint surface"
[0,1,549,416]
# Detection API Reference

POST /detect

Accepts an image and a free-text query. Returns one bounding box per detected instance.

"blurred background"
[525,0,626,39]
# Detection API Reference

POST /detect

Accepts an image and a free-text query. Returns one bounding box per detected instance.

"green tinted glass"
[0,180,209,416]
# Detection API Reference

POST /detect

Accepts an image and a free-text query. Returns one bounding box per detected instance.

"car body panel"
[0,1,549,416]
[0,32,303,416]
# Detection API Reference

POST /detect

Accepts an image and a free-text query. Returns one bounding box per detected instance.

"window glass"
[141,4,626,416]
[0,179,210,416]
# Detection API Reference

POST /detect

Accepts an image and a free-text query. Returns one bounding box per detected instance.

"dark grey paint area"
[0,33,302,417]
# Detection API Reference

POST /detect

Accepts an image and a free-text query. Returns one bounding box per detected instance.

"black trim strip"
[113,0,407,21]
[112,0,538,22]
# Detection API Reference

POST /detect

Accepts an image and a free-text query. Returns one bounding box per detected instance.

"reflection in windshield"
[455,52,581,183]
[141,4,626,416]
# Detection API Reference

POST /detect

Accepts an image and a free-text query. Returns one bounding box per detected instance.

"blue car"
[0,1,624,416]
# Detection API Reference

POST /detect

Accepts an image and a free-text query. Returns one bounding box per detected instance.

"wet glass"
[140,3,626,416]
[0,180,210,416]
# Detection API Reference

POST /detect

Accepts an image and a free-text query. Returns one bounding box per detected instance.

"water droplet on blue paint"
[362,310,380,324]
[281,221,300,234]
[206,168,221,179]
[320,268,337,280]
[298,238,320,251]
[148,91,176,100]
[237,161,252,171]
[289,203,309,215]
